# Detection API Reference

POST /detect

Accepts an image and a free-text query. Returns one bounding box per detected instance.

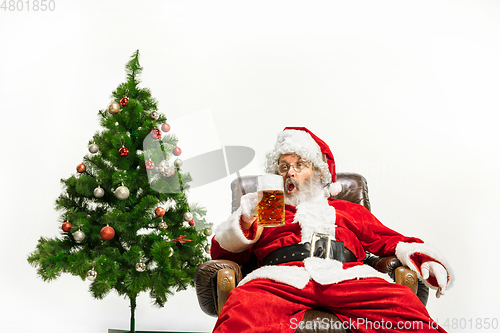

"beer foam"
[257,174,284,191]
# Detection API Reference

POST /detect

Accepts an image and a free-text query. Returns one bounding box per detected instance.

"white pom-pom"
[329,182,342,196]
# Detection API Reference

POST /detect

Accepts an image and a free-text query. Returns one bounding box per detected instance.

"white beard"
[284,174,327,206]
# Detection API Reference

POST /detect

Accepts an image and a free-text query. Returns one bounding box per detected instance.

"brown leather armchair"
[195,173,429,333]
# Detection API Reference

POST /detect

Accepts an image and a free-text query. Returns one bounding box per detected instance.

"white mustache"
[285,178,299,190]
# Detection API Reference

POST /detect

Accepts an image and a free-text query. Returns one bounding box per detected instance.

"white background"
[1,1,499,332]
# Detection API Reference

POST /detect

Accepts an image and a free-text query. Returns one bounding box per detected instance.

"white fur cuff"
[213,207,258,253]
[395,242,455,289]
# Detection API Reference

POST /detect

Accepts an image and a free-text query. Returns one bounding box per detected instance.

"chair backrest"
[230,172,371,212]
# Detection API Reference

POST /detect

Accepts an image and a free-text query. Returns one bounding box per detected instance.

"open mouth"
[285,178,298,194]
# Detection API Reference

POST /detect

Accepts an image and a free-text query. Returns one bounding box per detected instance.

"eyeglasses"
[278,161,311,175]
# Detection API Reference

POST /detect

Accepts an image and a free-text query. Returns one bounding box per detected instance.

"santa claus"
[210,127,453,332]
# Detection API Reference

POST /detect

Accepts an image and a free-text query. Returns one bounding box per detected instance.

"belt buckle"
[309,232,332,259]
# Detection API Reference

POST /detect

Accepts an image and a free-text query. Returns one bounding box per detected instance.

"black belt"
[262,238,357,266]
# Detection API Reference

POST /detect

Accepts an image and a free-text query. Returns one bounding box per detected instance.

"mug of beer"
[257,174,285,227]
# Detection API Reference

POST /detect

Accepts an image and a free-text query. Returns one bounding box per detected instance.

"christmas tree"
[27,50,210,333]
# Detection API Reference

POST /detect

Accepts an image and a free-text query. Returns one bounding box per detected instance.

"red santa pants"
[212,277,446,333]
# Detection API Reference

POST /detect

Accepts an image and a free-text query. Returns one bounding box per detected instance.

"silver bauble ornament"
[174,158,183,168]
[93,186,105,198]
[158,221,168,230]
[107,102,121,115]
[150,111,159,120]
[169,247,174,257]
[73,230,86,243]
[115,185,130,200]
[183,211,193,222]
[205,244,211,254]
[135,262,146,272]
[204,228,213,237]
[88,143,99,154]
[86,268,97,281]
[158,159,175,177]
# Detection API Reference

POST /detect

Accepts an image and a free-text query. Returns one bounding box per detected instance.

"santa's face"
[278,154,314,193]
[278,154,323,205]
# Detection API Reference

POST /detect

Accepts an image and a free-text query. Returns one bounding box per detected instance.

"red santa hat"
[264,127,342,196]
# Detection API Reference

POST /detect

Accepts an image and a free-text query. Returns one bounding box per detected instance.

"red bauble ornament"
[62,222,72,232]
[100,226,115,241]
[155,207,165,217]
[172,147,182,156]
[119,147,129,156]
[161,123,171,132]
[76,163,86,173]
[120,97,129,106]
[145,159,155,170]
[151,129,162,139]
[188,220,195,226]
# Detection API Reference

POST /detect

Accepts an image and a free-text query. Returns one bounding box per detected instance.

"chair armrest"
[364,254,418,293]
[194,260,242,317]
[217,268,236,315]
[394,266,418,294]
[364,254,402,274]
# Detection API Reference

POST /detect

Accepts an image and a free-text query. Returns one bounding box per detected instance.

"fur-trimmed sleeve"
[345,203,424,257]
[396,242,455,290]
[210,207,260,265]
[338,202,454,290]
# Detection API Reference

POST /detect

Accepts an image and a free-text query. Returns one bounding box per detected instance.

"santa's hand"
[421,261,448,298]
[240,193,259,228]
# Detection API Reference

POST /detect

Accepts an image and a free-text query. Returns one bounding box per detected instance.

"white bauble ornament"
[115,185,130,200]
[158,160,175,177]
[183,212,193,222]
[93,186,105,198]
[86,268,97,281]
[135,262,146,272]
[174,158,183,168]
[150,111,159,120]
[88,143,99,154]
[73,230,86,243]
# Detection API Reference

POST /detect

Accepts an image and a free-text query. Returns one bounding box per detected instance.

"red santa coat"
[211,194,453,291]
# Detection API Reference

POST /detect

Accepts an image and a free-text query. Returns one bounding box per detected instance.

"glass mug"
[256,174,285,227]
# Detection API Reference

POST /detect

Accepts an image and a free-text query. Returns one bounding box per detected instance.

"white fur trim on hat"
[328,182,342,196]
[264,130,332,185]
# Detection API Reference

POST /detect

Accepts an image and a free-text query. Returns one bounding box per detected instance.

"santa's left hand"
[421,261,448,298]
